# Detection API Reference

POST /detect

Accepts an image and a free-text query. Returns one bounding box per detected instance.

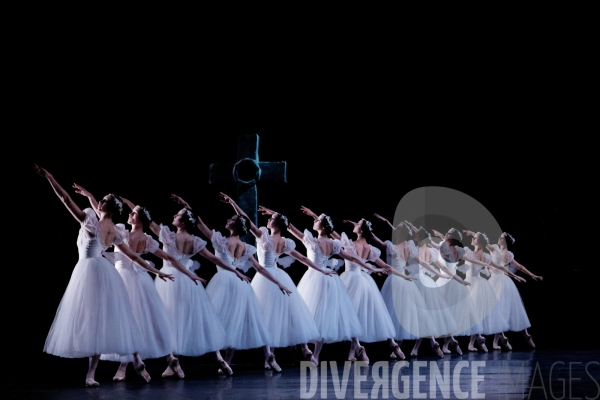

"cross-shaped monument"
[209,134,287,245]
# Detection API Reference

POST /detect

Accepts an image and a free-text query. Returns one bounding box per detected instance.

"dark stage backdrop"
[15,127,596,384]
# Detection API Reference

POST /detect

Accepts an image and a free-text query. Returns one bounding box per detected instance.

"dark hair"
[137,206,152,231]
[414,226,431,244]
[359,219,373,238]
[446,228,464,248]
[476,232,490,247]
[106,194,124,219]
[234,215,249,235]
[321,214,334,235]
[272,213,289,231]
[392,222,412,244]
[181,208,197,232]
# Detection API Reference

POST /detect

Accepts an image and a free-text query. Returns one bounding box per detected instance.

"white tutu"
[339,233,396,343]
[297,230,362,343]
[155,225,227,356]
[44,209,144,360]
[253,227,320,347]
[206,231,271,350]
[101,227,175,362]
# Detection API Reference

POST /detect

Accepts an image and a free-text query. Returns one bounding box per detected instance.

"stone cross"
[209,134,287,245]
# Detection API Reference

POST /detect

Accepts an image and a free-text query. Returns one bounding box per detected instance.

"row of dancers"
[34,164,542,388]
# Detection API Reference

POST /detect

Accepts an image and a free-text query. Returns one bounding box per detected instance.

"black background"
[7,4,598,391]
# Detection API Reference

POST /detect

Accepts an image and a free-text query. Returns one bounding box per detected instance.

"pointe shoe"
[432,341,444,358]
[219,360,233,376]
[450,338,463,355]
[390,351,397,359]
[266,353,282,372]
[85,378,100,387]
[264,359,272,370]
[169,356,185,378]
[476,337,488,353]
[524,334,535,348]
[135,362,151,383]
[303,349,318,367]
[392,344,406,360]
[442,347,451,354]
[356,346,369,364]
[468,344,478,352]
[493,342,501,350]
[162,366,175,377]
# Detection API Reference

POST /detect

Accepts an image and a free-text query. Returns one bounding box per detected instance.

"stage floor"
[7,347,599,400]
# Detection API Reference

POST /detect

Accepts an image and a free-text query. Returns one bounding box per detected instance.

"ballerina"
[34,164,174,387]
[93,194,208,381]
[330,218,417,363]
[424,226,497,355]
[269,205,411,363]
[220,192,329,371]
[483,231,540,350]
[170,194,293,371]
[460,230,526,352]
[371,214,460,357]
[395,224,465,357]
[148,196,252,377]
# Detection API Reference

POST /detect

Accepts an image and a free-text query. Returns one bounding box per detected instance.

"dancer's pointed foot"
[432,341,444,358]
[356,346,369,364]
[524,333,535,348]
[264,359,272,370]
[390,351,397,359]
[303,348,317,367]
[450,338,463,355]
[168,356,185,378]
[442,346,451,354]
[410,348,419,357]
[162,366,175,378]
[134,362,151,383]
[219,360,233,376]
[468,343,478,352]
[392,344,406,360]
[85,378,99,387]
[266,353,281,372]
[476,336,488,353]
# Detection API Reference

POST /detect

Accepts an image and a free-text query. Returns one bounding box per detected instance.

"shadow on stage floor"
[7,342,600,400]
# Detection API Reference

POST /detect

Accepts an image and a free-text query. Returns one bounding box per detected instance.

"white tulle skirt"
[488,273,531,332]
[438,278,483,336]
[251,267,320,348]
[339,269,396,343]
[44,257,144,359]
[206,270,271,350]
[155,264,227,356]
[382,275,421,340]
[415,273,457,338]
[101,267,175,362]
[468,273,510,335]
[297,268,362,343]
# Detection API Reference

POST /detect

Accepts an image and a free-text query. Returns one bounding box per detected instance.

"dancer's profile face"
[313,215,324,231]
[128,206,142,226]
[354,219,363,234]
[226,215,238,230]
[98,195,113,213]
[267,213,278,229]
[173,208,186,228]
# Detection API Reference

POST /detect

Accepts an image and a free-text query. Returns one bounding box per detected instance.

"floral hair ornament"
[399,222,413,237]
[238,215,248,233]
[185,208,197,225]
[479,232,489,244]
[140,207,152,223]
[110,194,124,215]
[505,232,515,244]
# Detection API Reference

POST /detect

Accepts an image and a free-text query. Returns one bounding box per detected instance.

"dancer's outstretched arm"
[114,242,175,282]
[247,256,292,296]
[219,192,262,238]
[34,164,86,223]
[511,259,542,281]
[198,247,251,283]
[73,183,100,217]
[171,194,213,240]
